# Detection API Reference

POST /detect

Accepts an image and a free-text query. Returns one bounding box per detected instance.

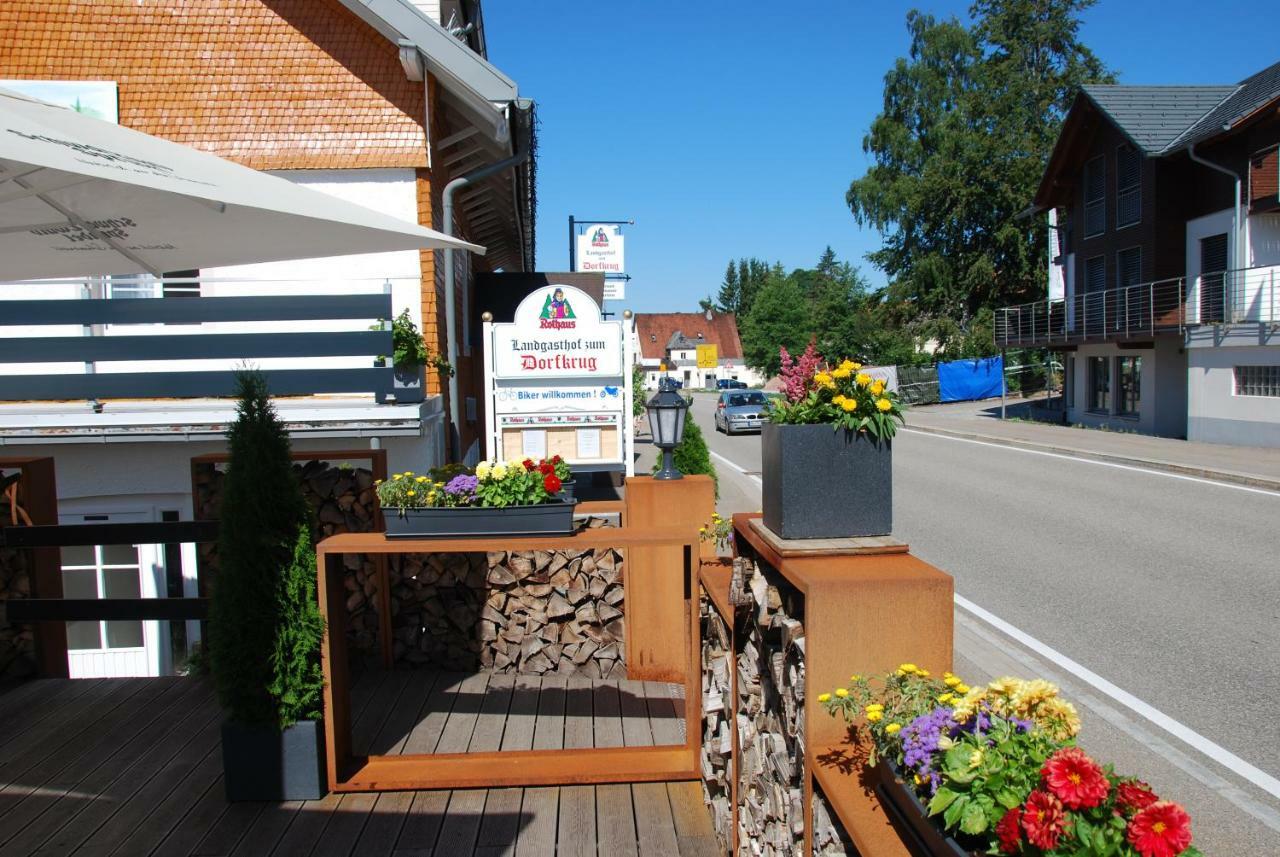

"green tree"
[741,273,811,377]
[716,261,742,314]
[208,370,320,728]
[268,524,326,727]
[847,0,1111,351]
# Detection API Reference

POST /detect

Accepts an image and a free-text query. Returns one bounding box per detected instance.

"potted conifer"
[208,371,327,801]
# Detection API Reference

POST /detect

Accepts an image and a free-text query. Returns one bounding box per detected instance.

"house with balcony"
[997,59,1280,446]
[633,310,763,390]
[0,0,535,678]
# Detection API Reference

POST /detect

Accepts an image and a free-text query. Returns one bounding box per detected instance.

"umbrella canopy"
[0,87,483,280]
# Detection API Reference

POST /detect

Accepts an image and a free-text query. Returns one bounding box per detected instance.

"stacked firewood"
[700,596,734,850]
[813,784,855,855]
[0,540,33,679]
[390,517,625,677]
[736,560,807,856]
[193,459,382,655]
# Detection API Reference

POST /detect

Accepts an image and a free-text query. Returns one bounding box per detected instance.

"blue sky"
[485,1,1277,314]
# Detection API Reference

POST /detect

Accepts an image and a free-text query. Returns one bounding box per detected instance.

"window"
[1117,247,1142,289]
[1084,255,1106,293]
[1116,356,1141,416]
[1116,145,1141,228]
[1234,365,1280,397]
[1083,155,1105,237]
[1088,356,1110,412]
[60,543,145,652]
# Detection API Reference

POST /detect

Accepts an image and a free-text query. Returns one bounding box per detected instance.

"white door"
[59,511,164,678]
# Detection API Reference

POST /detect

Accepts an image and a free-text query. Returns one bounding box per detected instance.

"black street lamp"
[646,377,689,480]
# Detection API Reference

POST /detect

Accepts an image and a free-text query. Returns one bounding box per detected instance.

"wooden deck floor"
[0,677,720,857]
[351,670,688,757]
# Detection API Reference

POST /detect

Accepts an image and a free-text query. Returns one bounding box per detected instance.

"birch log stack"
[390,517,626,677]
[700,594,734,850]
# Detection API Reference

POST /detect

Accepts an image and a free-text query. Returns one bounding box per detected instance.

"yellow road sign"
[696,344,718,368]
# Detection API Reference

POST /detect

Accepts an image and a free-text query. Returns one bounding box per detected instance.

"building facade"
[633,311,764,390]
[997,60,1280,446]
[0,0,535,677]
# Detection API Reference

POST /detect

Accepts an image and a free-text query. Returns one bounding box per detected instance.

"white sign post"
[483,285,634,478]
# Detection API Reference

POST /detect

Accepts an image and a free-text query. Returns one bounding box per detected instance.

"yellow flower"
[856,373,872,387]
[870,380,886,396]
[914,774,926,786]
[416,476,428,483]
[814,372,834,388]
[884,723,902,735]
[917,669,930,677]
[491,463,509,479]
[406,490,416,497]
[832,366,852,380]
[475,461,491,479]
[840,398,857,412]
[944,675,961,688]
[374,479,383,485]
[849,674,861,682]
[699,527,707,534]
[427,492,437,502]
[865,703,884,713]
[938,693,954,704]
[832,394,846,405]
[876,398,892,413]
[850,362,862,370]
[835,688,849,698]
[818,693,831,703]
[968,748,984,769]
[865,710,884,722]
[955,683,970,694]
[898,663,919,674]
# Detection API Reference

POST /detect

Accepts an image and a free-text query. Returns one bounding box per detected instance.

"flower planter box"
[391,363,424,404]
[221,718,326,802]
[383,498,578,539]
[871,760,971,857]
[761,423,892,539]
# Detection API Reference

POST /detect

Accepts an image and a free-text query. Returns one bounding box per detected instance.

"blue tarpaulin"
[937,355,1004,402]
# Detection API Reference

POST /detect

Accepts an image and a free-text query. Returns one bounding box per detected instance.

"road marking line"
[713,432,1280,799]
[900,428,1280,497]
[955,593,1280,801]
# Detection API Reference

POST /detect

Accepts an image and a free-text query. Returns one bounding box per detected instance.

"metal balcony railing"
[995,265,1280,347]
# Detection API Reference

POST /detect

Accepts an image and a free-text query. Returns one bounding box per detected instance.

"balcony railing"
[995,265,1280,347]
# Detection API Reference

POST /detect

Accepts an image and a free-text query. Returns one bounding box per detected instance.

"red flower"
[995,807,1022,854]
[522,458,535,471]
[1116,779,1159,815]
[1127,801,1192,857]
[1042,747,1109,809]
[552,454,562,464]
[1021,790,1067,850]
[543,473,562,493]
[539,462,554,475]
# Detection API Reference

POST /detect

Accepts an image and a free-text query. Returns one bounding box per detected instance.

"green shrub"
[208,370,322,729]
[653,416,718,495]
[631,364,646,417]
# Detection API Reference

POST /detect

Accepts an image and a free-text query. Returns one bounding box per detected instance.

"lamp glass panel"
[647,407,660,442]
[673,404,687,445]
[657,407,678,446]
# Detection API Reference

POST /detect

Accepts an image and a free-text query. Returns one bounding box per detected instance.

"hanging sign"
[492,285,623,378]
[574,224,625,274]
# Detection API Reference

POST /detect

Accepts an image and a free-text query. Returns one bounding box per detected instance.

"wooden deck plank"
[468,673,516,753]
[433,789,486,855]
[146,774,235,857]
[371,671,441,757]
[632,782,679,856]
[435,672,491,754]
[348,790,414,857]
[473,787,522,857]
[595,784,639,857]
[554,786,596,857]
[104,748,228,857]
[562,676,594,750]
[353,671,412,757]
[513,786,558,857]
[266,792,343,857]
[393,789,450,855]
[642,682,684,746]
[0,678,140,763]
[0,678,52,719]
[666,781,720,857]
[590,680,624,749]
[311,792,380,857]
[498,675,540,752]
[226,801,302,857]
[531,676,567,751]
[0,680,207,855]
[619,679,654,747]
[402,672,467,755]
[0,677,103,741]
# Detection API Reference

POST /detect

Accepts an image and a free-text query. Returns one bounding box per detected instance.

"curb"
[902,424,1280,493]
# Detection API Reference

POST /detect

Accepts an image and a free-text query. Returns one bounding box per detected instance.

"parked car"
[715,378,748,389]
[714,390,768,434]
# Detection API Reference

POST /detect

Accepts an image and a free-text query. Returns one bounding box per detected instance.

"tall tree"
[716,261,741,313]
[847,0,1111,352]
[741,272,811,377]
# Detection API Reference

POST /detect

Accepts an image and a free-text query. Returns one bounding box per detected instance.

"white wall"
[1187,344,1280,447]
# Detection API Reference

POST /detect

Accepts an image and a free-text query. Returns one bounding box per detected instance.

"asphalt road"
[677,392,1280,855]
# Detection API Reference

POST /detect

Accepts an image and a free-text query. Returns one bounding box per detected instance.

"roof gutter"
[1188,142,1245,274]
[441,104,532,457]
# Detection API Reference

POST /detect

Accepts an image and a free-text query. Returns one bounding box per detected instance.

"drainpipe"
[1188,142,1244,288]
[441,106,531,459]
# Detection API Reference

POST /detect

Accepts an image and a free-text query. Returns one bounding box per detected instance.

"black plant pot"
[760,423,891,539]
[559,478,577,501]
[383,498,578,538]
[872,760,972,857]
[221,719,326,802]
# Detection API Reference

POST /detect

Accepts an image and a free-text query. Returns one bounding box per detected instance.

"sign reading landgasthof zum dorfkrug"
[483,285,634,476]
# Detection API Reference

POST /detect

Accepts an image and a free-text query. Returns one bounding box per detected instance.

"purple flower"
[444,474,478,496]
[899,706,953,795]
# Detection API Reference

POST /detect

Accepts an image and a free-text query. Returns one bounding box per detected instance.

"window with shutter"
[1117,247,1142,288]
[1084,255,1105,293]
[1084,155,1105,237]
[1116,145,1141,228]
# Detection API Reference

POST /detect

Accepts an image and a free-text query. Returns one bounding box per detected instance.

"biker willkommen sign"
[483,285,634,477]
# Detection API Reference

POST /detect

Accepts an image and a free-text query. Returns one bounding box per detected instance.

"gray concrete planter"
[391,363,425,404]
[761,423,891,539]
[384,499,578,539]
[221,718,325,802]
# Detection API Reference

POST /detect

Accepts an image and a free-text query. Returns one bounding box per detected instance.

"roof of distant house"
[634,312,744,361]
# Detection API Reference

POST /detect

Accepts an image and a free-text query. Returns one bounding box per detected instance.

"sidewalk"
[905,398,1280,491]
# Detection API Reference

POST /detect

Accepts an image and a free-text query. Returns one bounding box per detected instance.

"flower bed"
[821,666,1202,857]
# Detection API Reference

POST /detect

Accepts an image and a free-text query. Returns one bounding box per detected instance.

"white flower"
[492,463,508,479]
[475,461,491,479]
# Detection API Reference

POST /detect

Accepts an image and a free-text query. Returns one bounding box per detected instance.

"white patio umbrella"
[0,87,483,280]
